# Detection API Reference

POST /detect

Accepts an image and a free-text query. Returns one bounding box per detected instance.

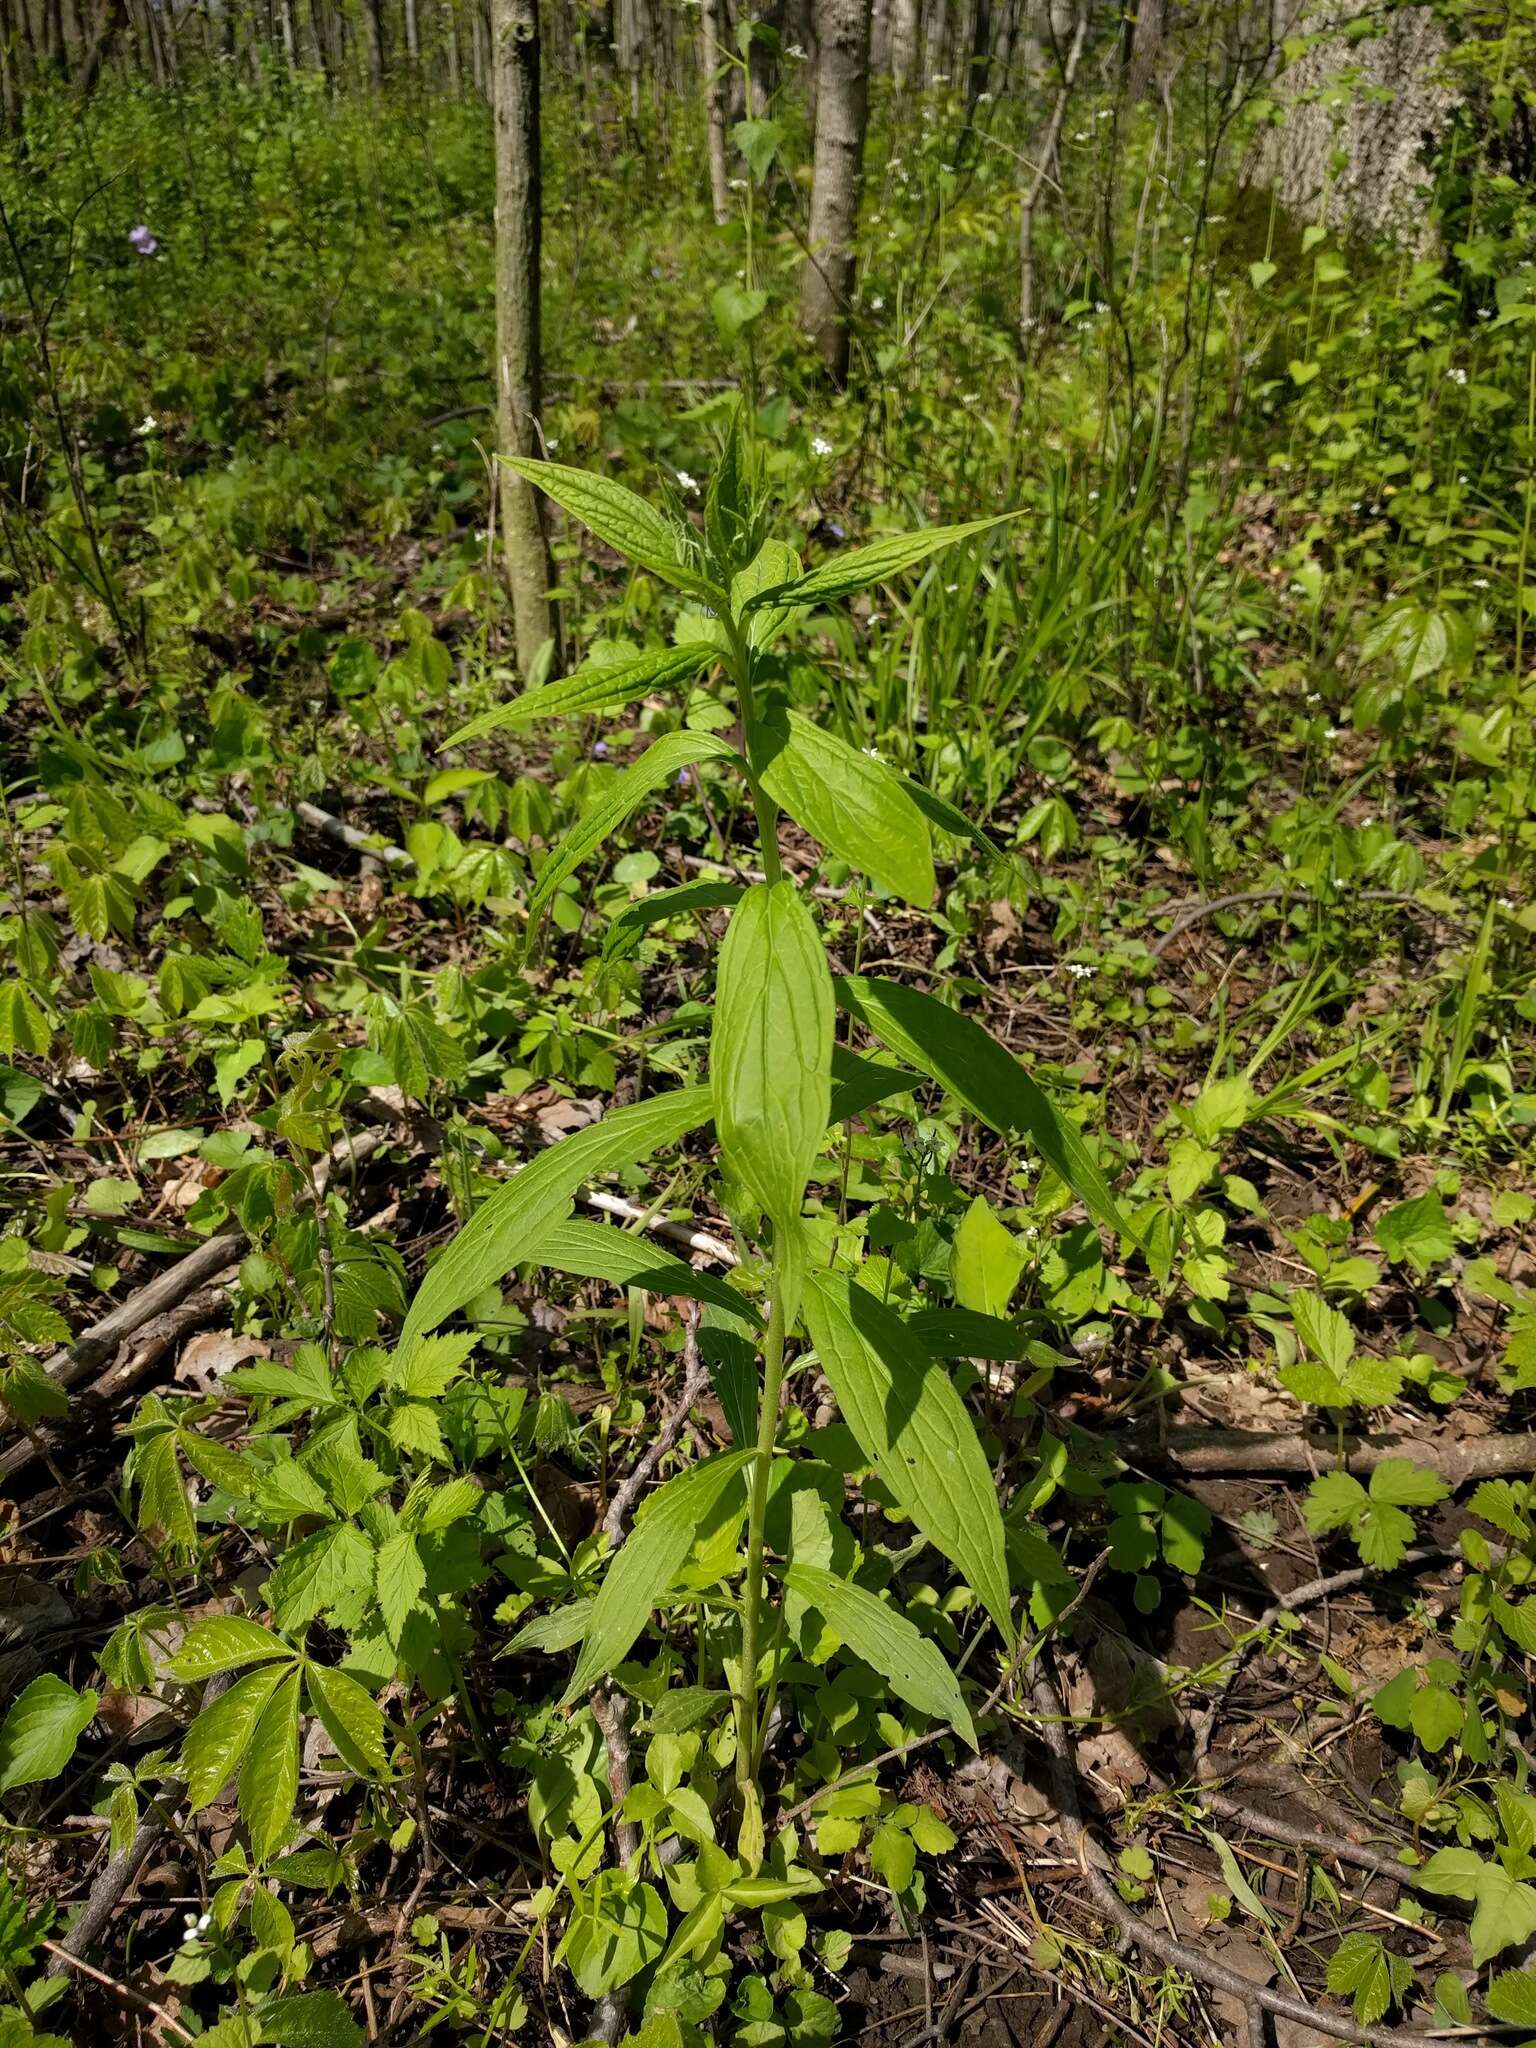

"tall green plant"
[396,416,1133,1828]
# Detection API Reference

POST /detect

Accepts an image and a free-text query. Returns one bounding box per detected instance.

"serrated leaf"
[802,1268,1011,1637]
[528,732,741,919]
[255,1990,364,2048]
[238,1668,300,1864]
[504,457,717,597]
[134,1428,198,1548]
[183,1663,287,1810]
[1303,1469,1368,1533]
[784,1563,977,1748]
[373,1531,426,1647]
[741,516,1013,611]
[1353,1499,1415,1568]
[0,1675,98,1795]
[561,1450,755,1704]
[1376,1191,1454,1275]
[266,1522,374,1632]
[1326,1930,1406,2026]
[1279,1361,1349,1409]
[1368,1458,1449,1508]
[713,881,832,1231]
[441,642,719,750]
[167,1617,292,1682]
[1410,1683,1462,1753]
[1492,1595,1536,1655]
[1291,1292,1354,1375]
[752,709,934,908]
[835,976,1134,1248]
[1487,1971,1536,2027]
[306,1664,389,1779]
[397,1086,714,1353]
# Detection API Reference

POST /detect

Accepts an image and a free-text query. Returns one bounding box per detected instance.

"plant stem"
[735,1280,786,1800]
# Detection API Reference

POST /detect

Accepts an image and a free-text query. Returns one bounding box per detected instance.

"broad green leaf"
[1353,1499,1414,1568]
[1470,1867,1536,1967]
[741,516,1013,611]
[1410,1682,1461,1753]
[238,1667,300,1863]
[441,642,719,750]
[835,976,1135,1248]
[753,709,934,908]
[1376,1192,1454,1275]
[1291,1292,1354,1375]
[266,1522,374,1632]
[561,1450,755,1704]
[1278,1361,1348,1409]
[506,1599,594,1655]
[306,1664,389,1779]
[783,1562,977,1748]
[951,1197,1024,1318]
[398,1086,713,1352]
[731,540,800,652]
[713,881,833,1230]
[802,1269,1011,1636]
[1368,1458,1449,1508]
[183,1662,287,1810]
[167,1617,292,1682]
[504,457,717,598]
[255,1990,365,2048]
[0,1675,98,1796]
[602,879,742,963]
[528,731,741,918]
[539,1217,758,1330]
[374,1531,426,1647]
[908,1306,1038,1364]
[134,1428,197,1549]
[1325,1930,1410,2026]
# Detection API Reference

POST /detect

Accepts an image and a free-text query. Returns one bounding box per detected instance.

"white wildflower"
[811,436,833,456]
[870,295,884,311]
[1447,367,1467,385]
[676,470,700,496]
[1472,576,1490,588]
[137,414,157,436]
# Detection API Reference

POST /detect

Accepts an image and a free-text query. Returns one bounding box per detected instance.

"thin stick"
[41,1943,199,2043]
[1151,887,1468,958]
[1129,1426,1536,1482]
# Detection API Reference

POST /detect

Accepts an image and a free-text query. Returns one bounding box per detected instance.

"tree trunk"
[700,0,731,222]
[359,0,385,81]
[491,0,554,675]
[888,0,916,82]
[1126,0,1161,99]
[800,0,870,382]
[444,0,459,87]
[403,0,418,58]
[964,0,988,101]
[1246,1,1454,246]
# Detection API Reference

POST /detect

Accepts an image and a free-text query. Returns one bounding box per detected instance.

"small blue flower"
[128,224,157,255]
[592,740,608,757]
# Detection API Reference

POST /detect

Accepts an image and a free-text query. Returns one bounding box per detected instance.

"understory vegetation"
[3,4,1536,2044]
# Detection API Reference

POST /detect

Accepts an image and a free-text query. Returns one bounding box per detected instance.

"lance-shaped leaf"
[183,1663,287,1811]
[740,515,1013,611]
[713,881,833,1231]
[731,539,801,652]
[802,1268,1011,1636]
[753,708,935,909]
[603,878,742,963]
[504,457,718,598]
[561,1449,755,1704]
[835,975,1136,1248]
[828,1046,923,1125]
[902,775,1008,865]
[908,1305,1039,1364]
[529,732,743,919]
[441,643,720,751]
[539,1217,759,1331]
[784,1562,977,1749]
[398,1087,715,1353]
[238,1666,300,1863]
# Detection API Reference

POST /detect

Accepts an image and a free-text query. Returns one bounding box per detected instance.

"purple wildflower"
[675,768,692,787]
[128,225,158,256]
[592,739,608,757]
[827,520,845,539]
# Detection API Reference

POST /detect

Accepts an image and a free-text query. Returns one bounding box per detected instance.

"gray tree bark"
[1246,1,1454,245]
[888,0,917,82]
[491,0,555,674]
[800,0,871,382]
[701,0,732,223]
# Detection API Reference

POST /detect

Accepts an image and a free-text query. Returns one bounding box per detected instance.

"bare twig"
[294,798,416,870]
[601,1303,711,1547]
[1150,888,1469,959]
[1027,1658,1446,2048]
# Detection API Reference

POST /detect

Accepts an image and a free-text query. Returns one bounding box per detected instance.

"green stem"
[735,1280,786,1799]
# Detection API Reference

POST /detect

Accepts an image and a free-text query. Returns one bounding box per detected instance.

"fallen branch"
[294,798,415,871]
[1028,1657,1447,2048]
[1129,1426,1536,1483]
[602,1302,710,1546]
[1150,887,1468,959]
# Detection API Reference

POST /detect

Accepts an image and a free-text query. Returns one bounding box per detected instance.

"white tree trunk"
[800,0,871,381]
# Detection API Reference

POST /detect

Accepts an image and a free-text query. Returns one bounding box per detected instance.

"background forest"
[2,0,1536,2044]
